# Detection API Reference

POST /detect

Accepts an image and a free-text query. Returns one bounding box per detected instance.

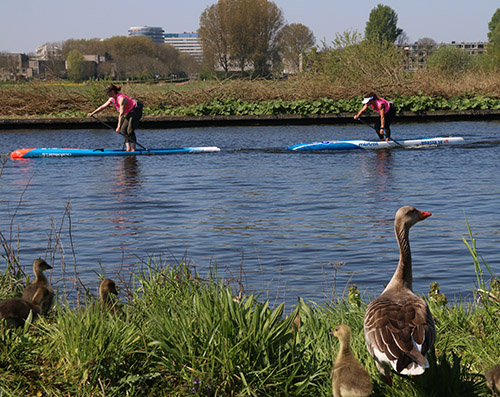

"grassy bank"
[1,243,499,396]
[1,150,499,396]
[2,70,500,119]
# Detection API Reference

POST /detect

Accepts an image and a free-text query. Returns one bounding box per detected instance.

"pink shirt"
[369,98,392,114]
[111,94,137,114]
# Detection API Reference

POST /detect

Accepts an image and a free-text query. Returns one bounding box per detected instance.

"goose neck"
[389,224,413,290]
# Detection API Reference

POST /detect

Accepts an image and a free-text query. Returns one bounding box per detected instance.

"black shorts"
[121,102,143,143]
[374,103,396,139]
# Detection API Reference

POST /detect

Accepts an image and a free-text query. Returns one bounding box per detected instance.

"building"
[36,43,62,60]
[128,26,165,43]
[0,52,64,80]
[402,41,487,71]
[164,32,203,62]
[443,41,486,55]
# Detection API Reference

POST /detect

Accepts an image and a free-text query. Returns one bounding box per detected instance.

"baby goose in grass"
[22,258,54,315]
[99,278,119,310]
[331,324,373,397]
[0,287,51,328]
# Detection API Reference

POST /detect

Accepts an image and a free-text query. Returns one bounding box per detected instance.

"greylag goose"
[486,364,500,396]
[364,206,435,380]
[0,287,51,328]
[22,258,54,315]
[331,324,373,397]
[99,278,118,308]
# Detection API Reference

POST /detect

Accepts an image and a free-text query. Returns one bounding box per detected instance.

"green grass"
[0,252,498,396]
[0,212,498,396]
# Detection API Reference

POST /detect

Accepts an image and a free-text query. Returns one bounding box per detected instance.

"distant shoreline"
[1,109,500,130]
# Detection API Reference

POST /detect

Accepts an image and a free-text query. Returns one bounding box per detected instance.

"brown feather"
[0,287,50,328]
[331,324,373,397]
[22,258,54,315]
[364,206,436,376]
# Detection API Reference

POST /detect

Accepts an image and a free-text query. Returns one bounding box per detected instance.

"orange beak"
[419,210,432,220]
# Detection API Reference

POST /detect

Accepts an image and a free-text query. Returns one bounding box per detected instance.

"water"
[1,121,499,306]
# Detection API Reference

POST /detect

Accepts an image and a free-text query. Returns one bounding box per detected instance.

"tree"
[228,0,258,73]
[279,23,315,73]
[66,50,87,82]
[249,0,284,75]
[62,36,197,80]
[198,0,232,73]
[417,37,438,51]
[321,29,405,88]
[488,8,500,41]
[0,52,22,78]
[395,31,409,46]
[198,0,284,75]
[426,45,473,76]
[364,4,403,44]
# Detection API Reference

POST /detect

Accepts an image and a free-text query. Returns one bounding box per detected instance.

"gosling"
[486,364,500,396]
[99,278,118,308]
[22,258,54,315]
[0,288,50,328]
[331,324,373,397]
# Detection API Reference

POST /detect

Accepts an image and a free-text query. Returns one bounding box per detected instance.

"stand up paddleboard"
[286,137,464,151]
[10,147,221,159]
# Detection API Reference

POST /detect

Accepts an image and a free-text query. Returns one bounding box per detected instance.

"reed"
[2,69,500,118]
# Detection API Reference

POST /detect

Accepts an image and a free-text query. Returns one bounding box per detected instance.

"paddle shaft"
[357,118,404,148]
[91,115,151,153]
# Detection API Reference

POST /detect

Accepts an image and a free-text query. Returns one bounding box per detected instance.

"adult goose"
[331,324,373,397]
[364,206,435,380]
[22,258,54,315]
[0,287,51,328]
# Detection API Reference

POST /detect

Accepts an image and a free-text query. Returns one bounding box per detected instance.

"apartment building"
[164,32,203,62]
[402,41,487,71]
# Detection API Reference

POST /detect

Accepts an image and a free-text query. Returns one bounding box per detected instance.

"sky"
[1,0,499,54]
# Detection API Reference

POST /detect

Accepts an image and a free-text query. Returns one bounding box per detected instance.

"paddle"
[357,118,405,148]
[90,115,152,153]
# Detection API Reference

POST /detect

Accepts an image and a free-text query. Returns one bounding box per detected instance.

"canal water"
[1,121,499,306]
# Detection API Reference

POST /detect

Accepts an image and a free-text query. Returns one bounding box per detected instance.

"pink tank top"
[111,94,137,114]
[369,98,392,114]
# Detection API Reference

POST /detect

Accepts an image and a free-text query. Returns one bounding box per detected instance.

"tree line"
[63,36,200,82]
[3,2,500,82]
[304,3,500,83]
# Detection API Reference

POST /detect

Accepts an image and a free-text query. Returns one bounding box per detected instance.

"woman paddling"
[354,92,396,141]
[88,84,143,152]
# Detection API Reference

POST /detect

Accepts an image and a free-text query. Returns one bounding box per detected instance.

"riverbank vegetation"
[2,5,500,119]
[2,67,500,119]
[1,227,499,395]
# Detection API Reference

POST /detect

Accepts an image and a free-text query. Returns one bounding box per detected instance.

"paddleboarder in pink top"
[88,84,143,152]
[354,92,396,141]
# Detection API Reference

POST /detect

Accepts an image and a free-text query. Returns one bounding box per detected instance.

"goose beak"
[419,210,432,220]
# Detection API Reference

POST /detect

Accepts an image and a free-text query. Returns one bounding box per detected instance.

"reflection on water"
[109,157,143,236]
[372,150,393,191]
[112,156,142,197]
[1,122,500,306]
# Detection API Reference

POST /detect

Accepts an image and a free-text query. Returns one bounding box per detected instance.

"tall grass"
[0,254,498,396]
[3,68,500,118]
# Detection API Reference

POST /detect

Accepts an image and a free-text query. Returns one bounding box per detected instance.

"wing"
[364,293,436,375]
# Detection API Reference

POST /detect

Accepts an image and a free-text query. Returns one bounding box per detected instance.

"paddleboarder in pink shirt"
[354,92,396,141]
[88,84,143,152]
